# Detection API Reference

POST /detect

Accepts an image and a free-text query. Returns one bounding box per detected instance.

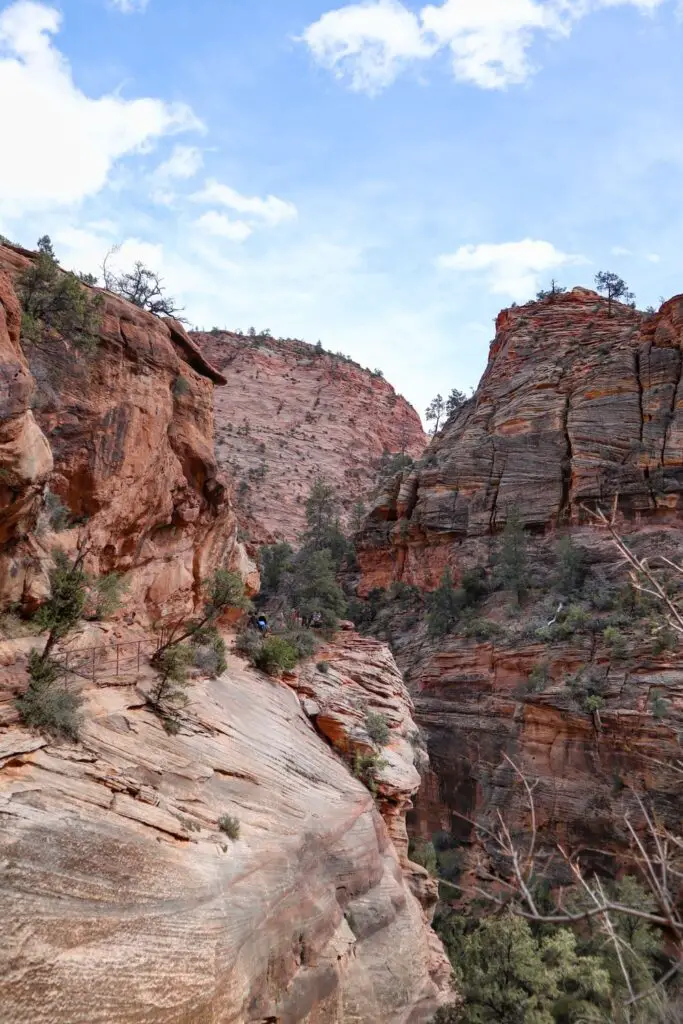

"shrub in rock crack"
[218,814,240,840]
[365,710,390,746]
[16,649,83,741]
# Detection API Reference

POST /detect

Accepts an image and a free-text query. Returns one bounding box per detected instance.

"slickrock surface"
[0,632,450,1024]
[355,289,683,863]
[195,331,427,544]
[0,245,256,623]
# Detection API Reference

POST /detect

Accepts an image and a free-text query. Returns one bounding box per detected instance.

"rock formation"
[0,244,256,624]
[0,630,451,1023]
[356,288,683,867]
[196,331,427,544]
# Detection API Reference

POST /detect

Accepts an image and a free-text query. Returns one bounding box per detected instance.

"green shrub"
[651,695,670,720]
[88,572,129,620]
[585,694,605,713]
[351,751,387,796]
[259,542,294,593]
[217,814,240,840]
[18,236,103,352]
[316,660,330,674]
[148,644,193,722]
[526,661,550,694]
[651,626,677,654]
[34,549,89,647]
[365,710,390,746]
[172,375,190,397]
[555,536,588,596]
[44,490,71,531]
[16,650,82,741]
[191,626,227,678]
[408,837,437,875]
[253,635,298,676]
[426,569,463,636]
[603,625,627,658]
[235,627,263,661]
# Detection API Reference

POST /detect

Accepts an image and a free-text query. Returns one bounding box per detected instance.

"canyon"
[0,243,449,1023]
[355,286,683,869]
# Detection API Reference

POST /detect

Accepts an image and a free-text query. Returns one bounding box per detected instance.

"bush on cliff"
[432,911,611,1024]
[365,710,390,745]
[252,635,299,675]
[19,236,103,353]
[495,506,529,604]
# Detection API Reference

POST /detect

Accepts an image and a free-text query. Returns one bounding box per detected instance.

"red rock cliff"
[356,288,683,868]
[0,245,256,623]
[196,331,427,544]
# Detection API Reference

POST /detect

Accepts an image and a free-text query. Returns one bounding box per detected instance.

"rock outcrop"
[0,245,256,623]
[356,288,683,866]
[196,331,427,544]
[0,631,451,1023]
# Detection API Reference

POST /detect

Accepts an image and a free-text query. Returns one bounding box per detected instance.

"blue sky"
[1,0,683,420]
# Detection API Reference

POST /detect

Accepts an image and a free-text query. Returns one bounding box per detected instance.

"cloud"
[109,0,149,12]
[0,1,201,217]
[611,245,633,255]
[300,0,671,93]
[437,239,586,300]
[191,179,297,226]
[645,252,661,262]
[299,0,436,94]
[194,211,253,243]
[154,145,203,182]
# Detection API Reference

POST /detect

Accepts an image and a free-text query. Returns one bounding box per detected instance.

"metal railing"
[56,636,163,684]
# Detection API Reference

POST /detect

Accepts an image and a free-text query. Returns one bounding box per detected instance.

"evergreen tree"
[301,477,349,567]
[498,506,528,603]
[426,394,446,434]
[446,388,467,418]
[426,569,464,636]
[290,548,346,629]
[595,271,635,316]
[350,498,367,534]
[260,542,294,594]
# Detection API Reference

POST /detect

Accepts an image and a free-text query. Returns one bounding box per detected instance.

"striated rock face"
[0,632,450,1024]
[356,288,683,864]
[0,245,256,622]
[195,331,427,544]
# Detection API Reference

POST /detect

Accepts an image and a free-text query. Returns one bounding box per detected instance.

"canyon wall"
[0,631,451,1023]
[356,287,683,866]
[196,331,427,544]
[0,244,257,624]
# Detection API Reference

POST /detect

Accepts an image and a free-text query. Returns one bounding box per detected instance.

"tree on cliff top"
[426,393,445,434]
[446,388,467,418]
[595,271,635,316]
[102,247,184,318]
[536,278,567,301]
[19,236,103,352]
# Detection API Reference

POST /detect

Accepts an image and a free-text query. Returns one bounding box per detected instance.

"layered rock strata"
[0,631,451,1023]
[196,331,427,544]
[0,244,256,623]
[356,288,683,863]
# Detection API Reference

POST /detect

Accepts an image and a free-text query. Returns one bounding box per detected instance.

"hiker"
[256,614,269,635]
[311,611,322,629]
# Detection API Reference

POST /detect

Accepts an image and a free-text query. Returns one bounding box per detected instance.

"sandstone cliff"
[0,630,451,1023]
[0,244,256,624]
[196,331,427,544]
[355,287,683,869]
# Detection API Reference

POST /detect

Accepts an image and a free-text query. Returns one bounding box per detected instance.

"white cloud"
[645,252,661,262]
[0,1,201,217]
[611,245,632,255]
[437,239,586,300]
[154,145,203,182]
[299,0,436,94]
[301,0,672,93]
[191,179,297,226]
[194,211,253,243]
[109,0,149,12]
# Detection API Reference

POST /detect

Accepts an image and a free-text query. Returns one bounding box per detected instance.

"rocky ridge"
[196,330,427,544]
[0,244,256,624]
[356,287,683,866]
[0,630,450,1023]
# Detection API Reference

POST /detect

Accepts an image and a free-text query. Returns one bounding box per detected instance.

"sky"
[2,0,683,420]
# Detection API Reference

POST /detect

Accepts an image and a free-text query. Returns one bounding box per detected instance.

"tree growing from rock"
[102,247,183,318]
[536,278,567,301]
[301,477,350,568]
[595,271,635,316]
[426,394,446,434]
[497,506,528,604]
[446,388,467,418]
[18,235,103,351]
